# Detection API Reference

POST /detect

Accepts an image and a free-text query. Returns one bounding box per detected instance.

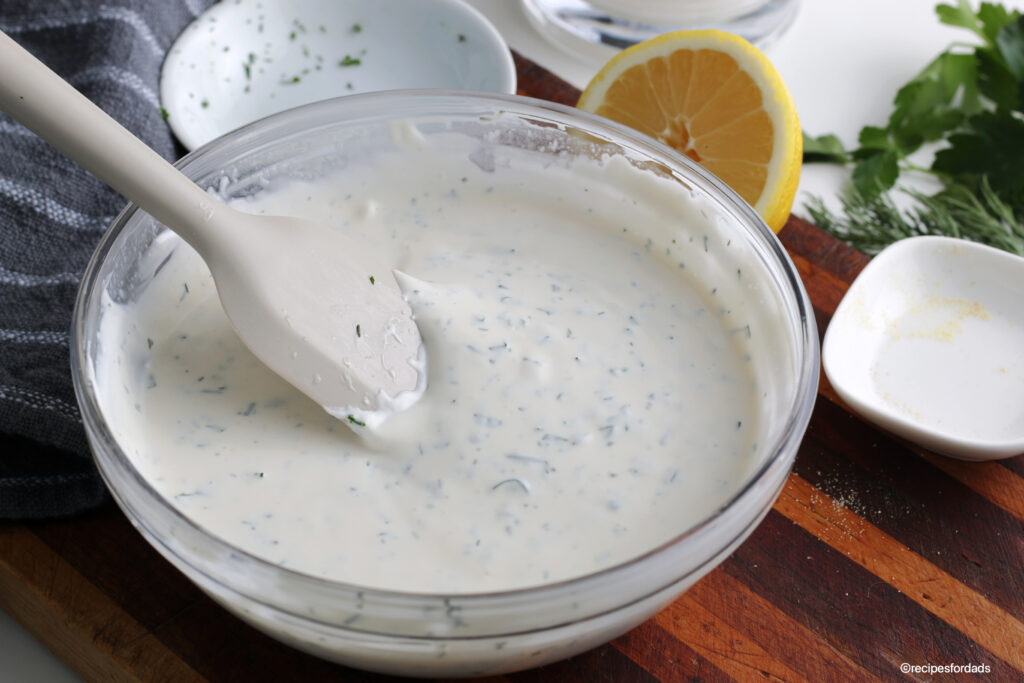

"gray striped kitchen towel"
[0,0,214,517]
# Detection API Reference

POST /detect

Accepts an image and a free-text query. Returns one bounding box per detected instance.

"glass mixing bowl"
[71,91,818,677]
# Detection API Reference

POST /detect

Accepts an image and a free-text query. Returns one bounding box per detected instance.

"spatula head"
[210,213,425,424]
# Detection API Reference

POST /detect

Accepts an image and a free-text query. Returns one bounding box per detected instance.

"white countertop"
[2,0,1013,680]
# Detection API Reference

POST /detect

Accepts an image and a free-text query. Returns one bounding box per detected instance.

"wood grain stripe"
[802,398,1024,622]
[655,592,806,681]
[999,455,1024,478]
[677,570,872,682]
[512,50,580,106]
[785,249,851,317]
[778,474,1024,670]
[518,640,661,683]
[916,452,1024,522]
[614,620,731,682]
[0,523,204,683]
[779,217,870,285]
[725,512,1013,680]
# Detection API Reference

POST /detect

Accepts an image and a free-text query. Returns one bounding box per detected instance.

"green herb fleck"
[339,54,361,67]
[200,99,209,109]
[457,33,466,42]
[369,275,375,285]
[352,23,362,33]
[347,414,366,427]
[159,107,169,120]
[356,324,362,337]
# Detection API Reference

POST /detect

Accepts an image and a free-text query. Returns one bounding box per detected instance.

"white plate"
[823,236,1024,461]
[160,0,516,150]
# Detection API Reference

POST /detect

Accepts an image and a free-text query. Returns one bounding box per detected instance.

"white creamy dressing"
[97,129,767,593]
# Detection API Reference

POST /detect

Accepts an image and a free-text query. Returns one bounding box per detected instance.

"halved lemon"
[577,30,801,232]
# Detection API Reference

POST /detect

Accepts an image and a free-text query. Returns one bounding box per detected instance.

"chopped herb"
[352,23,362,33]
[369,274,375,284]
[347,414,366,427]
[200,99,209,109]
[339,54,361,67]
[159,107,169,120]
[457,33,467,42]
[492,478,530,493]
[356,324,362,337]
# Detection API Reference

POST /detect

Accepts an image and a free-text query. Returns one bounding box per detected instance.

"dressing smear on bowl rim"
[94,126,780,594]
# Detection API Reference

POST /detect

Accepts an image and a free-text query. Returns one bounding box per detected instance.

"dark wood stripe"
[1000,455,1024,478]
[513,50,580,106]
[614,619,733,682]
[778,474,1024,669]
[915,452,1024,521]
[33,505,206,635]
[801,397,1024,622]
[778,216,870,286]
[724,512,1016,680]
[522,639,663,683]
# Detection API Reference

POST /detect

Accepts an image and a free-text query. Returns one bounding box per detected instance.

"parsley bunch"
[803,1,1024,255]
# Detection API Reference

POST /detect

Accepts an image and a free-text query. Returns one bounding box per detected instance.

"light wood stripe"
[776,474,1024,669]
[786,251,850,314]
[0,524,204,683]
[657,570,875,682]
[656,590,807,682]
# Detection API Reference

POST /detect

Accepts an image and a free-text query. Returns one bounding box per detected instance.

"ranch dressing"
[97,129,764,593]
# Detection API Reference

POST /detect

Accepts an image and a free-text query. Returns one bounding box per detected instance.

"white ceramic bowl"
[72,91,818,677]
[160,0,516,150]
[823,235,1024,461]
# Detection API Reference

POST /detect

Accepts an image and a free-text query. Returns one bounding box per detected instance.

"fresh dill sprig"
[805,177,1024,256]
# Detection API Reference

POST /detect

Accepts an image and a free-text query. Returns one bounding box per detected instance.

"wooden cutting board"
[1,52,1022,682]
